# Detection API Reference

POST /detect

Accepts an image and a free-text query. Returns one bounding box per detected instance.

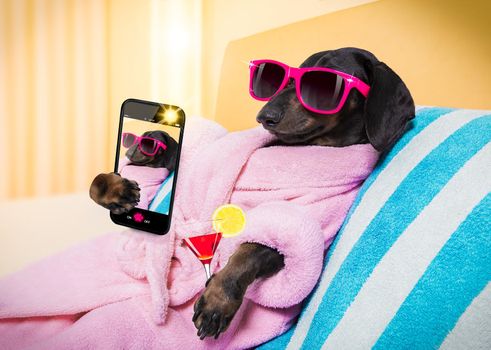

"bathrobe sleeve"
[181,117,228,162]
[217,201,325,309]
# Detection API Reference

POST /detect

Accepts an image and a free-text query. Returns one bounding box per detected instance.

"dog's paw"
[89,173,141,214]
[192,273,244,340]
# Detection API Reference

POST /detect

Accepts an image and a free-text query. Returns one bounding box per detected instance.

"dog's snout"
[256,108,284,128]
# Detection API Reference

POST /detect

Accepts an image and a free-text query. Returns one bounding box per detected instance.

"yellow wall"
[108,0,202,147]
[214,0,491,131]
[201,0,377,120]
[0,0,200,199]
[0,0,110,198]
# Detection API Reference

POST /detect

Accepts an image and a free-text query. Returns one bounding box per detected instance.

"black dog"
[192,47,415,339]
[90,130,178,213]
[255,48,414,151]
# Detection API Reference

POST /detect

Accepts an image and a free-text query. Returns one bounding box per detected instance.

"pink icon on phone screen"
[133,212,144,223]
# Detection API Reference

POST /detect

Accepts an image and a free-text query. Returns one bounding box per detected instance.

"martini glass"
[184,231,222,280]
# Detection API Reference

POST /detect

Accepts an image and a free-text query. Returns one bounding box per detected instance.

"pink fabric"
[0,117,379,349]
[118,157,169,210]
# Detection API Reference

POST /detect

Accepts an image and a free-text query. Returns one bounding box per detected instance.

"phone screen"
[110,99,185,234]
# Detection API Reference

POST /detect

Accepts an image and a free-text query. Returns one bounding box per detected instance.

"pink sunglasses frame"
[122,132,167,156]
[249,59,371,115]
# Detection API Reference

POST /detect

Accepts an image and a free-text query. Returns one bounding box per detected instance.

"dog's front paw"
[89,173,140,214]
[192,273,244,340]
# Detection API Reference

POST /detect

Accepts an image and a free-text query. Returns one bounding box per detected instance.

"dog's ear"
[159,132,179,172]
[363,61,415,153]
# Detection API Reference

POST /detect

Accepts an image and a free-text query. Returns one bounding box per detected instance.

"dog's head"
[125,130,178,171]
[255,47,415,152]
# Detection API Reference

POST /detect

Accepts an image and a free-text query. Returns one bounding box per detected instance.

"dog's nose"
[256,108,284,128]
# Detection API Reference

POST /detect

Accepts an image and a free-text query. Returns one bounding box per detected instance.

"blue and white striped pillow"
[259,107,491,350]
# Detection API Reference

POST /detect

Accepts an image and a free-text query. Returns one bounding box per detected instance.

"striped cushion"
[259,107,491,349]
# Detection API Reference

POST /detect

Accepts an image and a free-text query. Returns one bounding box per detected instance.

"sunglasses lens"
[252,62,286,99]
[300,71,345,111]
[140,138,157,155]
[122,133,136,148]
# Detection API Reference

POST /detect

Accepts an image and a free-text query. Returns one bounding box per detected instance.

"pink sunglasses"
[249,59,371,115]
[122,132,167,156]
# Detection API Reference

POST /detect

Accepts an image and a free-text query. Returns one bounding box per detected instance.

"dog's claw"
[192,309,200,323]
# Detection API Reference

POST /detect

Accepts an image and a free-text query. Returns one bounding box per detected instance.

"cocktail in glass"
[184,232,222,280]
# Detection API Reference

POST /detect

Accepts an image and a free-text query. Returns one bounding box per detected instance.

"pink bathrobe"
[118,157,169,210]
[0,117,379,349]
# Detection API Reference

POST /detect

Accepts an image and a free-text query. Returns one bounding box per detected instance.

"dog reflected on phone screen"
[90,100,185,235]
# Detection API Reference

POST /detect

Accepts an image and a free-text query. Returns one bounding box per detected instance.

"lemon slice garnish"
[212,204,246,237]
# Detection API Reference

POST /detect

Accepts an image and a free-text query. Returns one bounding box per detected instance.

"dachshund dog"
[192,48,414,339]
[89,130,178,214]
[90,47,415,340]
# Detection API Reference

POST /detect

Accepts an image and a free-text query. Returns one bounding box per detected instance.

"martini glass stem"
[203,263,212,280]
